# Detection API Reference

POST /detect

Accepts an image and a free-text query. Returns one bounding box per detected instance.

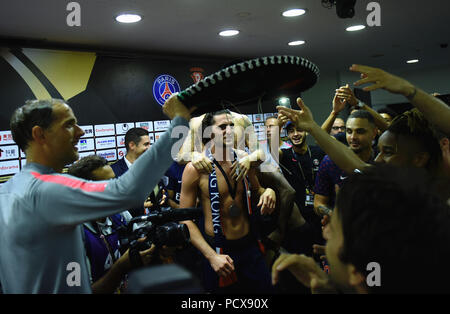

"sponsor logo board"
[0,160,20,176]
[80,125,94,138]
[96,149,117,161]
[95,136,117,150]
[0,131,15,145]
[0,145,19,160]
[136,121,154,132]
[94,124,115,137]
[76,138,95,152]
[115,123,135,135]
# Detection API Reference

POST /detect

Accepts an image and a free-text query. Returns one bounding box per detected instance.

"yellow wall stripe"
[1,50,51,100]
[22,48,96,100]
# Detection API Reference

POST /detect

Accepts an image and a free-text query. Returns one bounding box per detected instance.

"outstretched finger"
[236,167,248,182]
[276,106,298,122]
[353,76,377,86]
[231,162,238,180]
[199,160,210,173]
[296,97,310,114]
[226,255,235,270]
[362,82,385,92]
[349,64,374,75]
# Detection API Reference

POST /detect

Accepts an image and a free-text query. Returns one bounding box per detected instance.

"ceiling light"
[115,14,142,23]
[346,25,366,32]
[407,59,419,64]
[219,30,240,37]
[282,9,306,17]
[288,40,306,46]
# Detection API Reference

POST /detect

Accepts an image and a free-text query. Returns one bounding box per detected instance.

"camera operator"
[0,95,193,293]
[68,155,157,293]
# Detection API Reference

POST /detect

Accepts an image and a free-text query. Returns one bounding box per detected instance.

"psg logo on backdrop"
[152,74,181,106]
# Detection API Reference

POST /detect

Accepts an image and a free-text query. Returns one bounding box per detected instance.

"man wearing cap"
[275,120,325,255]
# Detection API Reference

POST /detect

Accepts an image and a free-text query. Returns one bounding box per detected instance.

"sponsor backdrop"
[0,48,281,182]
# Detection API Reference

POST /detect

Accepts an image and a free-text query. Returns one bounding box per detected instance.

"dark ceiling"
[1,0,449,72]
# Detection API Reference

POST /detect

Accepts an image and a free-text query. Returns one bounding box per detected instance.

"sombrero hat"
[177,55,320,115]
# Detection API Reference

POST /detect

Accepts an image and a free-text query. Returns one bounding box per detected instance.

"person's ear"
[129,141,137,151]
[31,125,46,144]
[412,151,430,168]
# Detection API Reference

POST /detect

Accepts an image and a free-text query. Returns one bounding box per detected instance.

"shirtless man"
[179,109,276,293]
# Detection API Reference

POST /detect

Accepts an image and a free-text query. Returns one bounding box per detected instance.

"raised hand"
[163,93,197,120]
[276,97,316,132]
[334,84,358,109]
[350,64,415,97]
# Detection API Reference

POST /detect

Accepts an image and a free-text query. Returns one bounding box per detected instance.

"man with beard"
[313,110,377,217]
[272,122,324,255]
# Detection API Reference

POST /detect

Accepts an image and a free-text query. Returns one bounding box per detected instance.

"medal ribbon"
[206,148,254,287]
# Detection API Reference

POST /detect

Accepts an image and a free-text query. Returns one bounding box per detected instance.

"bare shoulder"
[183,162,201,181]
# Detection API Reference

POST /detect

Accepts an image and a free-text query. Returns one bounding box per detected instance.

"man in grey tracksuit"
[0,95,192,293]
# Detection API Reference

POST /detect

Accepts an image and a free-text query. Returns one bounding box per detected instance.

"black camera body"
[322,0,357,19]
[118,207,202,252]
[336,0,356,18]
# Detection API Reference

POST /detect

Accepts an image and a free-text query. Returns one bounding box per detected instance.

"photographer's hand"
[139,243,157,266]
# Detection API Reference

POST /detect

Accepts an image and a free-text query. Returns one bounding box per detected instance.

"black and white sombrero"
[177,55,320,115]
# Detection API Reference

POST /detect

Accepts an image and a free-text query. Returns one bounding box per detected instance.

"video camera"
[117,207,202,255]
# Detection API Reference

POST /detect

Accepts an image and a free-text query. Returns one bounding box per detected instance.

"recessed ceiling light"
[219,30,240,37]
[346,25,366,32]
[282,9,306,17]
[288,40,306,46]
[407,59,419,64]
[115,14,142,23]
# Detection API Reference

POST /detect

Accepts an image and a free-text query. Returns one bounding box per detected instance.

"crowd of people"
[0,64,449,294]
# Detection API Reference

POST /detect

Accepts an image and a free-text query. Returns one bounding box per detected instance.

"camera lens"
[155,222,190,247]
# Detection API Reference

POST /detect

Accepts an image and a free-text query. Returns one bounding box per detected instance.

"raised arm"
[337,84,389,133]
[351,64,450,134]
[34,94,193,226]
[277,98,370,174]
[321,85,348,134]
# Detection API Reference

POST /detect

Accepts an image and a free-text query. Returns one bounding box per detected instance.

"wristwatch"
[356,101,364,109]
